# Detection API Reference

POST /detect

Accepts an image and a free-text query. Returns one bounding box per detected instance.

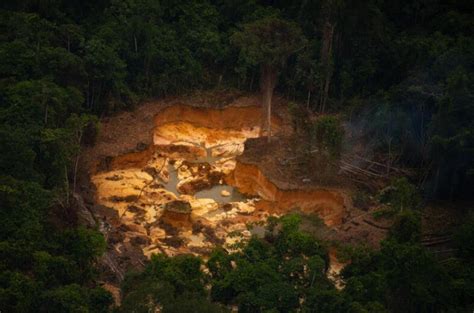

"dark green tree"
[232,16,305,138]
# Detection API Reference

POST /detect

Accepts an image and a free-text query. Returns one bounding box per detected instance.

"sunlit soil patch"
[92,116,267,258]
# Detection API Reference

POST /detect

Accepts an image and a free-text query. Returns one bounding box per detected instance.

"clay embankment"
[153,104,281,130]
[228,161,347,226]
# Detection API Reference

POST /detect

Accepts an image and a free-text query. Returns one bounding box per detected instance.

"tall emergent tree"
[232,17,305,138]
[318,0,340,112]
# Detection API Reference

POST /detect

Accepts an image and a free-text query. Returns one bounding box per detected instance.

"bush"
[378,177,421,212]
[288,102,309,134]
[389,210,421,243]
[311,115,344,159]
[353,190,371,210]
[454,215,474,261]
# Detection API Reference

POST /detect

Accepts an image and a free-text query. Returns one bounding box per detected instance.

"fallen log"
[363,218,391,230]
[421,238,453,247]
[340,161,384,177]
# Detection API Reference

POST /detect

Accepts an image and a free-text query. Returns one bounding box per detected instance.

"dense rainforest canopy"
[0,0,473,312]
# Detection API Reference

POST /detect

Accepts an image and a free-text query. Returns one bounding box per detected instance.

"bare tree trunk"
[73,131,83,193]
[65,165,69,206]
[264,87,273,139]
[44,104,48,125]
[144,56,151,91]
[249,71,255,91]
[73,155,80,193]
[260,64,278,141]
[86,80,90,109]
[434,167,440,196]
[91,84,95,110]
[298,0,309,21]
[319,21,335,113]
[306,89,311,109]
[387,138,392,175]
[41,83,48,125]
[322,71,331,113]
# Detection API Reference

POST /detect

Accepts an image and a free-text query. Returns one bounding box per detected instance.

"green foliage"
[40,284,90,313]
[33,251,78,287]
[293,40,322,107]
[209,214,335,312]
[288,101,309,134]
[311,115,344,159]
[389,210,421,243]
[0,80,108,312]
[118,210,474,312]
[0,175,109,310]
[99,0,226,99]
[341,238,473,313]
[352,189,371,210]
[58,227,106,271]
[162,296,227,313]
[378,177,421,212]
[454,214,474,261]
[341,207,474,312]
[120,214,348,312]
[3,80,82,128]
[40,284,112,313]
[120,254,226,313]
[1,1,473,312]
[0,126,38,181]
[146,254,205,295]
[232,16,305,68]
[0,176,51,243]
[429,65,474,198]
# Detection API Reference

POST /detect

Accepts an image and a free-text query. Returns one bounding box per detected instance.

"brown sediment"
[95,144,211,174]
[227,161,348,226]
[160,210,192,228]
[108,146,156,171]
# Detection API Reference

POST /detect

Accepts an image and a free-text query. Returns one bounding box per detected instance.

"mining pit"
[79,96,388,289]
[91,104,346,255]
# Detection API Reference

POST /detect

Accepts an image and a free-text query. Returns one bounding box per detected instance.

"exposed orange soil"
[80,91,271,177]
[154,104,282,131]
[78,91,391,288]
[227,162,348,226]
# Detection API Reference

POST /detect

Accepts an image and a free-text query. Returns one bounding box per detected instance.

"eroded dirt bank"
[153,104,282,130]
[228,161,348,226]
